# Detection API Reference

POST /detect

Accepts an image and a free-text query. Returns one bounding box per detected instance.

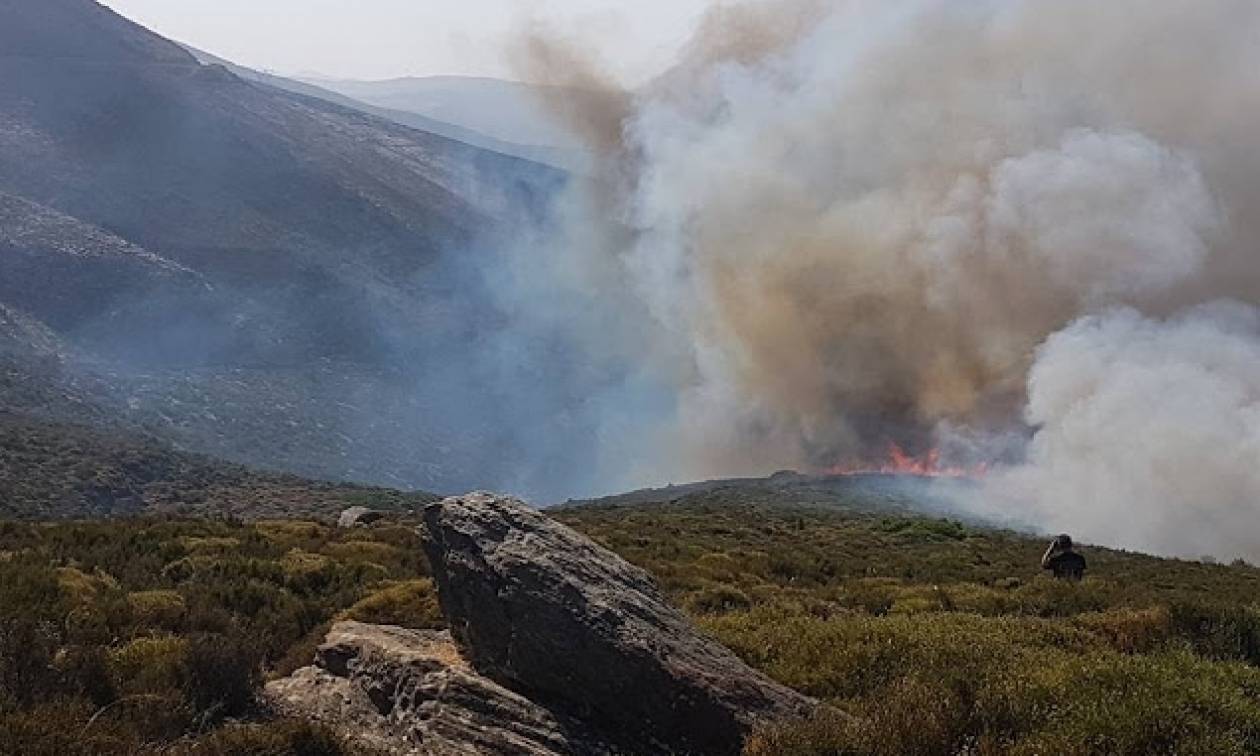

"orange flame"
[826,443,987,479]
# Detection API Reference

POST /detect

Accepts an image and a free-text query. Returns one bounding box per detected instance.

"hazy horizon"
[98,0,716,84]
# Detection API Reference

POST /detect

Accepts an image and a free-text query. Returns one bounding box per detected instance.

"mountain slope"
[0,9,555,303]
[0,0,561,365]
[0,0,568,496]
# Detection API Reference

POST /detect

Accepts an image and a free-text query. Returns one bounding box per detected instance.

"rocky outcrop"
[338,506,385,528]
[265,621,605,755]
[270,493,816,754]
[420,492,816,755]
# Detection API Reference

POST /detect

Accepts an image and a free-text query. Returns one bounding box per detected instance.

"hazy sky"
[99,0,715,83]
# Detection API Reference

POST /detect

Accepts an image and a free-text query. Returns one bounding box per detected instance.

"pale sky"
[99,0,716,84]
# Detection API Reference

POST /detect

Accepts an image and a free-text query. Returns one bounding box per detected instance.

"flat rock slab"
[265,621,600,755]
[421,492,815,755]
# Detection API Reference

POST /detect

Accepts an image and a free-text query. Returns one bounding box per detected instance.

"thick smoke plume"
[506,0,1260,559]
[977,304,1260,561]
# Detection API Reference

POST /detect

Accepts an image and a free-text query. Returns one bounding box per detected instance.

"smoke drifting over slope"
[507,0,1260,559]
[980,304,1260,561]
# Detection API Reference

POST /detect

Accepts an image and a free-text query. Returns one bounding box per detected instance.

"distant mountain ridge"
[303,75,568,144]
[180,45,576,169]
[302,74,594,172]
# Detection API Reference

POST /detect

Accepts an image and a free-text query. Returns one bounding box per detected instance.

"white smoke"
[508,0,1260,558]
[976,305,1260,562]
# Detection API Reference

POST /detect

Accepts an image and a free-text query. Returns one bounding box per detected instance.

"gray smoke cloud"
[975,304,1260,561]
[502,0,1260,558]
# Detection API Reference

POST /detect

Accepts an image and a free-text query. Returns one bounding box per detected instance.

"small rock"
[338,506,384,528]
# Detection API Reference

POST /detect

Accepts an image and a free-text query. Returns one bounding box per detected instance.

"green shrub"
[108,636,187,694]
[339,579,444,629]
[1168,600,1260,664]
[323,540,400,568]
[183,633,261,723]
[0,697,140,756]
[127,590,187,632]
[1074,606,1172,654]
[687,584,753,615]
[170,719,350,755]
[0,618,60,707]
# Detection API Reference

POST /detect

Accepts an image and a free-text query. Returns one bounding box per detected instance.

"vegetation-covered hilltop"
[3,483,1260,753]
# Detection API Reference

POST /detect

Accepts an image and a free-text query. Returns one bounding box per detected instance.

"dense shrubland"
[2,486,1260,753]
[0,516,438,754]
[556,490,1260,755]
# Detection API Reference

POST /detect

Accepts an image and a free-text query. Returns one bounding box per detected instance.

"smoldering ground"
[492,0,1260,560]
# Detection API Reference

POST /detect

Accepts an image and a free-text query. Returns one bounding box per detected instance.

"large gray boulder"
[265,621,604,755]
[421,492,815,755]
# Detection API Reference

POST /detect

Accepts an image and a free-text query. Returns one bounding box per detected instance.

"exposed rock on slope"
[266,621,602,755]
[421,492,816,755]
[338,506,385,528]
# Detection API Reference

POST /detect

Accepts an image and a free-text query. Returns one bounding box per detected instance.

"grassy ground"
[2,484,1258,753]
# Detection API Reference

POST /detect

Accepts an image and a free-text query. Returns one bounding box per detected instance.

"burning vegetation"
[826,443,988,479]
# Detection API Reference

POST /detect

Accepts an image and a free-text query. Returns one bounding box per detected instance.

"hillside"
[2,483,1260,753]
[0,412,436,520]
[0,1,557,365]
[0,0,570,497]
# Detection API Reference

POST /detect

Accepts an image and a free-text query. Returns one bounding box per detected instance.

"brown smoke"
[509,30,631,160]
[511,0,1260,558]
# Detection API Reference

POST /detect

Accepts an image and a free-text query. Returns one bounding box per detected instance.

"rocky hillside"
[0,0,569,497]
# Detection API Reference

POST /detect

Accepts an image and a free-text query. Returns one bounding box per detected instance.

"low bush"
[339,579,444,629]
[170,719,351,755]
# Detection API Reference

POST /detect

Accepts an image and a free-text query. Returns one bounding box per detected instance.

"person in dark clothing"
[1042,534,1087,580]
